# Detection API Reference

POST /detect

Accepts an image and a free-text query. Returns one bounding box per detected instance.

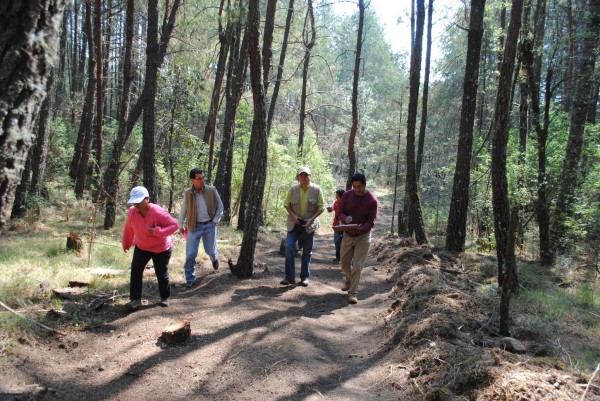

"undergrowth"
[0,200,243,336]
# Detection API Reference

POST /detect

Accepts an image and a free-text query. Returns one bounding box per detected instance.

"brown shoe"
[341,281,350,291]
[348,294,358,304]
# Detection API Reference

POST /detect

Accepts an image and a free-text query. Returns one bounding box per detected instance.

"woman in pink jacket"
[122,186,179,310]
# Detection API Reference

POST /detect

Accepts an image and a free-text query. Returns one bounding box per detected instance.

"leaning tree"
[0,0,66,235]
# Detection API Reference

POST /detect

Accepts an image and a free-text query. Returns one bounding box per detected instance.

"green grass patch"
[511,262,600,371]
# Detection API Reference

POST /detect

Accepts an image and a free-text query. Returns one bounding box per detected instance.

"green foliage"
[47,119,75,181]
[574,283,597,309]
[481,259,600,371]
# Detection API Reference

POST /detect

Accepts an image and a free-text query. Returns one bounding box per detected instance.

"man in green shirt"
[281,167,325,286]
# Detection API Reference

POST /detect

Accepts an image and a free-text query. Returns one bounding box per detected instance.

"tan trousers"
[340,231,371,295]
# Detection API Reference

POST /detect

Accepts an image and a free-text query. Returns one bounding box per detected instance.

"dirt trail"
[3,221,401,401]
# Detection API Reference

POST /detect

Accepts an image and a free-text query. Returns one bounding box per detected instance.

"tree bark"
[69,0,93,181]
[215,7,248,225]
[103,0,135,229]
[10,151,32,220]
[552,0,600,251]
[71,1,80,95]
[0,0,66,233]
[142,0,160,203]
[346,0,365,190]
[229,0,269,278]
[203,0,234,182]
[405,0,427,244]
[445,0,486,252]
[524,0,552,265]
[266,0,294,135]
[262,0,277,92]
[391,96,404,235]
[29,73,55,199]
[55,8,69,116]
[499,207,519,335]
[101,0,181,228]
[297,0,315,160]
[563,0,574,113]
[490,0,522,287]
[236,0,277,230]
[93,0,105,194]
[74,0,97,199]
[415,0,433,181]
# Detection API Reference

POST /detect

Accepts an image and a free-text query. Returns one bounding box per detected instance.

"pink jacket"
[122,204,179,253]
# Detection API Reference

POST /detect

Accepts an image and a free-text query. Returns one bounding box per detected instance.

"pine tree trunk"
[445,0,486,252]
[204,0,234,182]
[55,9,68,116]
[552,0,600,251]
[29,73,55,199]
[71,1,80,95]
[532,0,552,265]
[391,96,403,235]
[103,0,135,229]
[215,11,248,225]
[11,152,32,220]
[266,0,294,134]
[297,0,315,160]
[499,207,519,335]
[346,0,365,190]
[587,81,599,124]
[405,0,427,244]
[415,0,433,181]
[0,0,66,233]
[237,0,277,230]
[74,0,97,199]
[229,0,269,278]
[262,0,277,92]
[92,0,105,196]
[142,0,160,203]
[101,0,181,228]
[490,0,522,287]
[69,1,94,182]
[564,0,574,113]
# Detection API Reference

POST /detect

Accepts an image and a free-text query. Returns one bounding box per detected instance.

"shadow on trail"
[12,222,395,400]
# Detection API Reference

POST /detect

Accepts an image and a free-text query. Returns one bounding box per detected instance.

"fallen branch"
[0,300,67,336]
[580,362,600,401]
[440,268,467,275]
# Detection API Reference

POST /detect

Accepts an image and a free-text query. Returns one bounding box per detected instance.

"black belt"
[197,220,212,225]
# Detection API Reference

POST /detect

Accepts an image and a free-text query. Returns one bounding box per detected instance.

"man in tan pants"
[338,172,378,304]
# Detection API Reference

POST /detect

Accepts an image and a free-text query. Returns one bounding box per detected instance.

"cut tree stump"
[68,280,90,288]
[66,231,83,253]
[53,287,86,299]
[160,321,191,344]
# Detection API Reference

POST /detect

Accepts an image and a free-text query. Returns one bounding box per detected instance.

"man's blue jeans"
[285,224,314,281]
[184,223,217,285]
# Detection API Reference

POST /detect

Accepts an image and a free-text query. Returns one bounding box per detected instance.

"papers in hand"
[332,224,359,232]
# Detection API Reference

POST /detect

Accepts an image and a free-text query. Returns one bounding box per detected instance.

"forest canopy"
[1,0,599,276]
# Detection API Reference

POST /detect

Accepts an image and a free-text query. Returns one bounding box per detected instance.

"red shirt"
[339,190,378,237]
[122,204,179,253]
[333,199,341,226]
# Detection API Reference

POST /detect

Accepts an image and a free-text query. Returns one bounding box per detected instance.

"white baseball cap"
[297,166,311,176]
[127,186,149,204]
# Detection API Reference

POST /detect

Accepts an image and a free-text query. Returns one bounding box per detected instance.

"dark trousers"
[334,230,343,260]
[130,246,172,301]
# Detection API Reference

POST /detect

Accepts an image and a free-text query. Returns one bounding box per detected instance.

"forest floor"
[1,205,599,400]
